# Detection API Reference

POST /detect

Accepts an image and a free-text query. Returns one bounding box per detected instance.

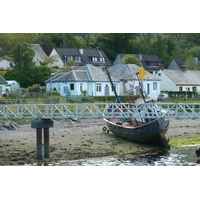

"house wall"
[46,81,119,97]
[0,60,11,70]
[0,84,7,95]
[49,49,64,68]
[155,70,177,91]
[118,79,160,100]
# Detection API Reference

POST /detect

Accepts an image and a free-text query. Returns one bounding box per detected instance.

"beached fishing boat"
[103,65,170,149]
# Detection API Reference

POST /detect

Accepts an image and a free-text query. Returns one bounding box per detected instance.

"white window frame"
[96,83,101,92]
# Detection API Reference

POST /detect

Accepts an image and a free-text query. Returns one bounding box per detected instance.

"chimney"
[79,49,83,55]
[181,65,187,72]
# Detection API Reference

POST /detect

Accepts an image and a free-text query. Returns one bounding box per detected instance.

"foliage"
[11,42,34,72]
[0,71,6,77]
[185,55,198,70]
[42,55,59,66]
[121,54,142,66]
[168,137,200,147]
[27,84,46,92]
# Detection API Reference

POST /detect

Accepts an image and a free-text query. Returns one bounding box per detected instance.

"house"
[45,64,119,97]
[109,64,161,100]
[31,44,48,66]
[0,76,8,96]
[0,57,11,70]
[155,69,200,93]
[6,80,20,91]
[49,48,112,69]
[0,44,47,70]
[113,54,164,75]
[168,59,187,71]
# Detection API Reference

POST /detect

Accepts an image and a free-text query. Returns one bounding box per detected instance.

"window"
[96,83,101,92]
[75,56,81,62]
[112,83,116,92]
[67,56,74,61]
[193,87,197,92]
[92,57,98,62]
[153,82,157,90]
[70,84,74,90]
[179,87,183,91]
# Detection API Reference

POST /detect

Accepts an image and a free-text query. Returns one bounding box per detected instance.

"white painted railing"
[0,103,200,119]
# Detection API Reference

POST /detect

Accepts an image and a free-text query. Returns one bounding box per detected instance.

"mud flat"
[0,118,200,166]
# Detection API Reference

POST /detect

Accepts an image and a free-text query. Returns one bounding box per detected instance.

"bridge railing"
[0,103,200,119]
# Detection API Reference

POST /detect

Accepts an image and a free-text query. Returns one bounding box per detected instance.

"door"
[147,83,150,95]
[104,84,110,95]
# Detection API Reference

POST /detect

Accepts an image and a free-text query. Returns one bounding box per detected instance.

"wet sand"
[0,118,200,166]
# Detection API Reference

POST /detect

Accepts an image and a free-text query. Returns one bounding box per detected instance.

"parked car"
[157,93,170,101]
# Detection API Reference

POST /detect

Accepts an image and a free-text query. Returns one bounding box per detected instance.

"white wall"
[49,49,64,68]
[155,70,177,91]
[46,81,119,97]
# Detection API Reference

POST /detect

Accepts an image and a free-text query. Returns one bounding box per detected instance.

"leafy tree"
[42,55,59,66]
[11,42,34,72]
[29,66,53,86]
[60,33,81,48]
[92,33,138,61]
[121,54,142,66]
[185,55,199,70]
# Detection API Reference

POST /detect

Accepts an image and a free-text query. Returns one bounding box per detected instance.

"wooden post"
[44,128,49,158]
[31,119,54,159]
[36,128,43,159]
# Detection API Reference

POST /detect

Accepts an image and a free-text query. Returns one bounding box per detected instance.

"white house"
[155,69,200,93]
[109,64,161,100]
[0,59,11,70]
[0,76,8,96]
[6,80,20,91]
[45,64,119,97]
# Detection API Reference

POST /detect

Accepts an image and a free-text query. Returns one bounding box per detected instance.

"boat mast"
[105,66,121,103]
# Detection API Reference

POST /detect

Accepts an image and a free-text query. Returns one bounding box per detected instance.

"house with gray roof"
[45,64,119,96]
[155,69,200,93]
[109,64,161,100]
[113,54,164,75]
[0,76,8,95]
[49,48,111,69]
[168,59,187,71]
[31,44,48,66]
[0,44,47,70]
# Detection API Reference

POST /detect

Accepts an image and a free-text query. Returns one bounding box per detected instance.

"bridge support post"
[31,119,54,159]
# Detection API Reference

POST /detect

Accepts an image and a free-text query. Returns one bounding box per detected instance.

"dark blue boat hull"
[104,118,169,149]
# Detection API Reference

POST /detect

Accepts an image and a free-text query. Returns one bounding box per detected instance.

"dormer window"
[67,56,74,61]
[92,57,98,62]
[75,56,81,62]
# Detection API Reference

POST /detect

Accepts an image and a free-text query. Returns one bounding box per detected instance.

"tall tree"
[92,33,138,61]
[11,42,34,72]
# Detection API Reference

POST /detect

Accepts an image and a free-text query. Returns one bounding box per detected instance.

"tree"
[42,55,59,67]
[185,55,199,70]
[121,55,142,66]
[92,33,138,61]
[5,42,53,87]
[11,42,34,72]
[29,66,53,86]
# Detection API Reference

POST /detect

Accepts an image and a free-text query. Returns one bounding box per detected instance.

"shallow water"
[46,144,200,166]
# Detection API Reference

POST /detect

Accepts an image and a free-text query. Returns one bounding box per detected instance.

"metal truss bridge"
[1,103,200,120]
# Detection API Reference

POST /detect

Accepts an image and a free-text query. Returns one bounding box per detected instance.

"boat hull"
[104,118,169,149]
